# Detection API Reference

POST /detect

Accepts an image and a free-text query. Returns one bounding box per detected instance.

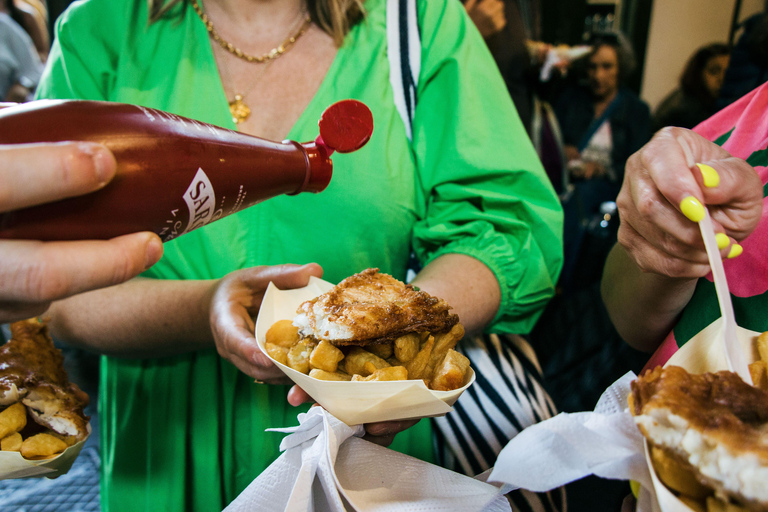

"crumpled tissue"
[224,406,512,512]
[487,372,661,512]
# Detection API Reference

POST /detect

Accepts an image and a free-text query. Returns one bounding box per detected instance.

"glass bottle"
[0,99,372,242]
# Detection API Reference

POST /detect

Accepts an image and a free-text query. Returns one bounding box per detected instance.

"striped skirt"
[432,333,567,512]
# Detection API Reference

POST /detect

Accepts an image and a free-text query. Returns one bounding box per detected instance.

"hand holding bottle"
[0,141,163,323]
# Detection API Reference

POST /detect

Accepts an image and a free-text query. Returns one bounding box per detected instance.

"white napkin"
[224,407,511,512]
[487,372,661,512]
[540,45,591,81]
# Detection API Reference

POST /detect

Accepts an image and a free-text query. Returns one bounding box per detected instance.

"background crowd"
[1,0,766,511]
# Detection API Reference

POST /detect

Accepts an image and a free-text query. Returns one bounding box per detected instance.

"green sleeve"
[411,0,563,334]
[36,0,126,101]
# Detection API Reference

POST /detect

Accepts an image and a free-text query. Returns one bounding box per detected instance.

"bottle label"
[180,168,217,236]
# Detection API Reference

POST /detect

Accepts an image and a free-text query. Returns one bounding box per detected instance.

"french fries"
[0,402,27,439]
[650,446,709,499]
[265,320,471,390]
[0,402,72,459]
[20,433,68,460]
[309,369,352,381]
[309,340,345,373]
[1,432,22,452]
[430,349,471,391]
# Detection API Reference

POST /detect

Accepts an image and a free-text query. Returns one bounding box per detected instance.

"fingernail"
[680,196,705,222]
[78,142,114,186]
[727,243,743,259]
[696,163,720,188]
[144,236,163,269]
[715,233,730,250]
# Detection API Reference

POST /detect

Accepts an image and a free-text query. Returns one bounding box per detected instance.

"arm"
[601,127,762,352]
[601,244,698,352]
[47,264,324,380]
[463,0,506,39]
[45,277,215,358]
[412,254,500,335]
[411,0,563,334]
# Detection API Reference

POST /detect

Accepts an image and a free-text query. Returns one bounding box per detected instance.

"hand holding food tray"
[254,271,475,426]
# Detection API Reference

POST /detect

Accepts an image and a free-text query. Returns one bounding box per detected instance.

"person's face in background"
[587,44,619,100]
[703,54,730,99]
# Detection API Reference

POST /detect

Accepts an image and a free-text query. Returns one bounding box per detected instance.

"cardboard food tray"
[646,317,760,512]
[0,424,90,480]
[254,276,475,426]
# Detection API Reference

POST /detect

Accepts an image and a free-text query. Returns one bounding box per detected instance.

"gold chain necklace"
[192,0,311,64]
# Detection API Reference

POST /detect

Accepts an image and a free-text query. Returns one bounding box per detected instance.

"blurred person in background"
[0,1,43,101]
[0,0,49,62]
[552,31,650,291]
[463,0,541,135]
[463,0,576,195]
[717,12,768,110]
[554,32,650,192]
[654,43,730,131]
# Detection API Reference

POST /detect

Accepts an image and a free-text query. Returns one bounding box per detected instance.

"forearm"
[46,277,217,358]
[601,244,697,352]
[412,253,500,335]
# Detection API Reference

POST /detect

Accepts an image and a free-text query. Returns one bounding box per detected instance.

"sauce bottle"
[0,99,373,242]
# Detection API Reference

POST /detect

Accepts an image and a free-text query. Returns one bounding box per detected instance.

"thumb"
[237,263,323,293]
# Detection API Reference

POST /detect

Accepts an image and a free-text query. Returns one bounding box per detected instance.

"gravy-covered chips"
[0,318,89,461]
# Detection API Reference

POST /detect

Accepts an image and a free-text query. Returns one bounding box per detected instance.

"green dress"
[37,0,563,510]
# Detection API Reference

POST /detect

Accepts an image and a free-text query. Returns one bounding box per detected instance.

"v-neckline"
[191,6,351,141]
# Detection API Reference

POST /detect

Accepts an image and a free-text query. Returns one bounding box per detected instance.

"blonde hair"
[148,0,364,46]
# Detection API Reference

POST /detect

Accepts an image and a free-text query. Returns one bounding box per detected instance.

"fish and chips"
[631,340,768,512]
[0,318,89,461]
[264,269,471,391]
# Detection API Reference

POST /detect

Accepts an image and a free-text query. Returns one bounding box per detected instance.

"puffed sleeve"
[35,0,123,101]
[410,0,563,334]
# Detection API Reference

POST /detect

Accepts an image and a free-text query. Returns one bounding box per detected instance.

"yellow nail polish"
[696,163,720,188]
[680,196,705,222]
[715,233,730,249]
[727,244,743,259]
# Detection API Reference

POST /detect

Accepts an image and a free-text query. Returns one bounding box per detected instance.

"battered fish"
[0,319,89,441]
[294,268,459,346]
[631,366,768,510]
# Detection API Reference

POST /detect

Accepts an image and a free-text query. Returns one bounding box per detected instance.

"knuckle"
[16,259,71,302]
[108,251,140,286]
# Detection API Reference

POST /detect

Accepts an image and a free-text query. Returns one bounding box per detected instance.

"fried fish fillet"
[293,268,459,346]
[631,366,768,510]
[0,319,90,441]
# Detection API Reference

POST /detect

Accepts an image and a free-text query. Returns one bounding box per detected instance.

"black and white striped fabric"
[386,1,566,509]
[386,0,420,142]
[432,334,566,512]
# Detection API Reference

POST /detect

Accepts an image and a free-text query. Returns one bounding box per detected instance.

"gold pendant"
[229,94,251,124]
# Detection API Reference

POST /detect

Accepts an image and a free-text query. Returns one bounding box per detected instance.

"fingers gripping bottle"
[0,99,373,242]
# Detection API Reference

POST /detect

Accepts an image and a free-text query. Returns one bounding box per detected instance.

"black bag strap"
[387,0,421,141]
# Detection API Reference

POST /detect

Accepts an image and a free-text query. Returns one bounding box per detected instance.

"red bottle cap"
[315,99,373,155]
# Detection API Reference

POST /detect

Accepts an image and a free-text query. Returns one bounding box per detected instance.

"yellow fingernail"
[680,196,705,222]
[715,233,730,249]
[696,163,720,188]
[727,244,743,259]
